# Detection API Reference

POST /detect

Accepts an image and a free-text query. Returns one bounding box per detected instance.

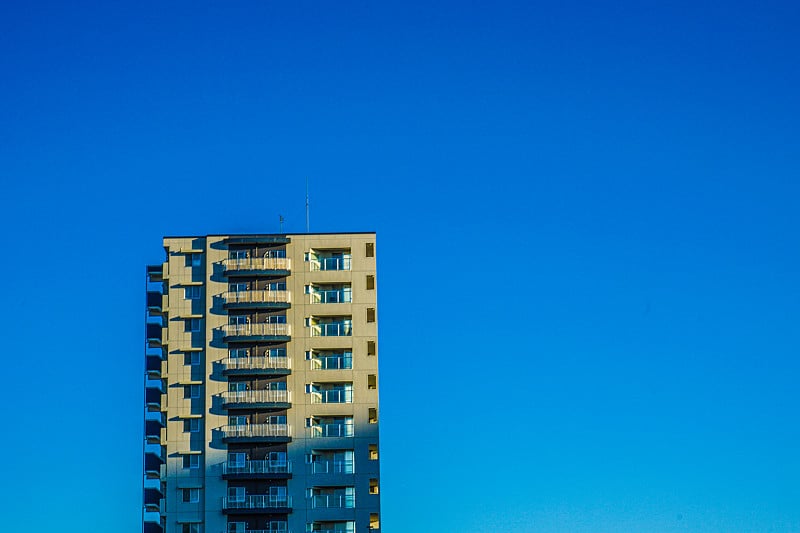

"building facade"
[144,233,381,533]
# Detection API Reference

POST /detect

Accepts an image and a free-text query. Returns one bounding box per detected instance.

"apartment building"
[143,233,381,533]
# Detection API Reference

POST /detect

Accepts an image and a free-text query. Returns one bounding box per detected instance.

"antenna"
[279,214,284,233]
[305,177,310,233]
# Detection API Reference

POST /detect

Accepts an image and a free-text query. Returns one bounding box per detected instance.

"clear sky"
[0,1,798,532]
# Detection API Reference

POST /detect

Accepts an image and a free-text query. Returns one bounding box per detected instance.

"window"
[228,523,246,533]
[269,451,287,467]
[228,486,245,503]
[187,318,201,332]
[183,419,200,432]
[182,524,200,533]
[369,444,379,460]
[366,275,375,290]
[229,416,248,426]
[191,254,202,267]
[183,455,200,469]
[227,452,246,468]
[230,250,247,260]
[182,488,200,503]
[229,381,247,392]
[185,385,200,399]
[365,242,374,257]
[184,286,201,299]
[368,408,377,424]
[184,351,201,365]
[229,282,247,292]
[367,340,376,356]
[366,308,376,323]
[229,348,248,359]
[369,478,379,494]
[367,374,377,390]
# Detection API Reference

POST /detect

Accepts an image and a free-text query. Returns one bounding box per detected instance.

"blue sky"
[0,1,798,532]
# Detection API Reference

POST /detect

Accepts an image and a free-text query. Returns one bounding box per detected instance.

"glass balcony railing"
[311,290,351,304]
[311,257,351,271]
[311,460,354,474]
[228,528,290,533]
[311,494,355,509]
[311,354,352,370]
[310,423,354,438]
[310,321,351,337]
[222,323,291,337]
[222,356,291,371]
[310,389,352,404]
[221,423,291,439]
[227,527,290,533]
[223,257,291,272]
[223,290,291,305]
[223,495,291,509]
[222,459,292,475]
[222,390,291,404]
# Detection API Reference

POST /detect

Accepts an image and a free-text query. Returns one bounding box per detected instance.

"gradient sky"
[1,1,799,532]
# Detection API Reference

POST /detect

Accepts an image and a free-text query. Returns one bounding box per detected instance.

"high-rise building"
[143,233,381,533]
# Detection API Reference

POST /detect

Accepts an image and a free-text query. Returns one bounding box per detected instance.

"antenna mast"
[305,177,310,233]
[279,214,284,233]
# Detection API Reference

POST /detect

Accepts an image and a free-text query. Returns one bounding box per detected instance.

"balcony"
[145,412,166,443]
[223,290,291,311]
[311,493,355,509]
[222,495,292,513]
[221,423,292,444]
[146,323,163,347]
[310,321,351,337]
[310,389,352,404]
[222,460,292,480]
[221,390,292,410]
[310,256,351,271]
[224,236,290,246]
[309,423,354,438]
[222,356,291,377]
[310,288,351,304]
[223,257,291,277]
[310,353,352,370]
[311,460,354,475]
[147,291,163,312]
[145,379,164,411]
[221,323,291,343]
[228,528,291,533]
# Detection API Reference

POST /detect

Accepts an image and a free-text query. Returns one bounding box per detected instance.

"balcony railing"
[222,356,291,371]
[228,529,291,533]
[310,423,354,438]
[222,390,292,404]
[229,530,290,533]
[222,460,292,475]
[311,494,355,509]
[223,495,292,509]
[311,290,351,304]
[311,460,354,474]
[222,423,291,439]
[311,354,352,370]
[222,323,291,337]
[311,257,351,271]
[223,290,291,305]
[223,257,291,272]
[310,322,351,337]
[310,389,352,404]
